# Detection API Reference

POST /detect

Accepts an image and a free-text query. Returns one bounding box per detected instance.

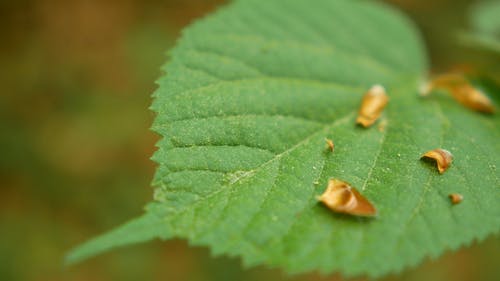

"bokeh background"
[1,0,498,280]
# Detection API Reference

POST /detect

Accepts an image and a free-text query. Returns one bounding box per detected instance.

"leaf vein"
[174,62,366,96]
[158,113,326,127]
[162,112,355,217]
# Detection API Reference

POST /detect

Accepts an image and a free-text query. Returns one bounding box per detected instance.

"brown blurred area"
[0,0,498,281]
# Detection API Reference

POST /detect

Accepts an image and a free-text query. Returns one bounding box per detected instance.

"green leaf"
[66,205,169,265]
[68,0,500,277]
[459,0,500,53]
[470,0,500,36]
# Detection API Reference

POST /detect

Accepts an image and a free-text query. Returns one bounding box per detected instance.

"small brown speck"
[449,193,463,205]
[325,138,334,152]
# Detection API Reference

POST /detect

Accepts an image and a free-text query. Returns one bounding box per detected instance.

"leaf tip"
[64,213,168,266]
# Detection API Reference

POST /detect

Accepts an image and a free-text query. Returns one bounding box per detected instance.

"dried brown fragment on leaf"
[421,74,495,114]
[325,138,334,152]
[317,179,377,217]
[449,193,463,205]
[421,148,453,174]
[356,84,389,127]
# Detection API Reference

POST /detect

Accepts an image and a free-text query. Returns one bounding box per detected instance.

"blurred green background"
[0,0,498,280]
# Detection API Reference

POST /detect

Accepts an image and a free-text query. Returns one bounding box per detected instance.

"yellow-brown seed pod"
[448,193,463,205]
[421,148,453,174]
[356,85,389,127]
[317,179,377,217]
[422,74,495,114]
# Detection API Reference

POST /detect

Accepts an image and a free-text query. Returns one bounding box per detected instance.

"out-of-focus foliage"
[0,0,499,281]
[459,0,500,54]
[469,0,500,37]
